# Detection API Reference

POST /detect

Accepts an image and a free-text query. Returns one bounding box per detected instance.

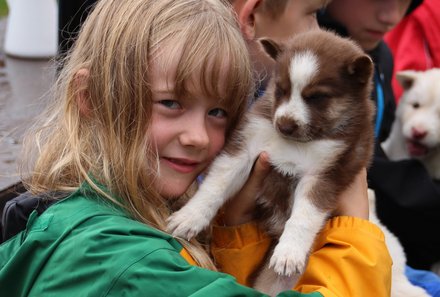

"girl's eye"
[159,100,181,109]
[208,108,228,118]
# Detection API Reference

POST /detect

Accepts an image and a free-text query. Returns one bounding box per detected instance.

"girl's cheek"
[211,129,226,156]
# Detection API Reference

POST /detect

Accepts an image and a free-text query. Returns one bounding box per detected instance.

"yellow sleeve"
[295,216,392,297]
[210,221,272,286]
[211,217,392,297]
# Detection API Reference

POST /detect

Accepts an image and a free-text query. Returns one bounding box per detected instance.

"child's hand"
[333,168,369,219]
[221,152,272,226]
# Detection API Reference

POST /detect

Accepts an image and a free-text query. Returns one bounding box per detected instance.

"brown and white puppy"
[382,68,440,180]
[168,30,375,295]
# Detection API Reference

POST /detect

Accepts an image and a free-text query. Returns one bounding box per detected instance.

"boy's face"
[326,0,411,51]
[230,0,326,83]
[253,0,324,43]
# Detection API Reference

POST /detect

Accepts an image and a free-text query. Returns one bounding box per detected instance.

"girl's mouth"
[162,157,200,174]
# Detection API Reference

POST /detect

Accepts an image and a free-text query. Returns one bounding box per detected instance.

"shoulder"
[41,192,182,254]
[6,192,190,296]
[378,41,393,65]
[370,41,393,75]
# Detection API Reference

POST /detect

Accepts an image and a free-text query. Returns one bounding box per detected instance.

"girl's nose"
[179,118,210,150]
[377,0,406,28]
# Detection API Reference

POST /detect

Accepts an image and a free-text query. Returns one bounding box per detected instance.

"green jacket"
[0,187,320,297]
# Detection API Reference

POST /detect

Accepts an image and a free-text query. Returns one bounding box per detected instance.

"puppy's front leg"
[167,150,256,240]
[269,175,329,276]
[253,257,299,296]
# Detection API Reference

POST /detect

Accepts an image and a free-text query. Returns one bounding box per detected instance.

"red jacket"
[385,0,440,101]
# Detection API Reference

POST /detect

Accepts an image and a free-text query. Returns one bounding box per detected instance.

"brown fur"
[252,30,374,217]
[243,30,375,292]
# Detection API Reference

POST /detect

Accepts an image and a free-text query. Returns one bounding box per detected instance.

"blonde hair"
[259,0,332,18]
[23,0,253,269]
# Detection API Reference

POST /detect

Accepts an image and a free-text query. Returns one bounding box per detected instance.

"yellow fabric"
[211,216,392,297]
[211,221,272,286]
[180,248,198,266]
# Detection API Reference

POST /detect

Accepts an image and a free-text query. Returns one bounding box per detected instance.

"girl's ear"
[74,68,91,117]
[235,0,262,40]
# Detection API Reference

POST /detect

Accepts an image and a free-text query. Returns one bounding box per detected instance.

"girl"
[0,0,391,296]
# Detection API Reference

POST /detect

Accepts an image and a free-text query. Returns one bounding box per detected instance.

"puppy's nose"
[411,127,427,140]
[276,121,298,136]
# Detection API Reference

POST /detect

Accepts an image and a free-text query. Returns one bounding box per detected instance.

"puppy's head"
[396,68,440,158]
[260,30,374,142]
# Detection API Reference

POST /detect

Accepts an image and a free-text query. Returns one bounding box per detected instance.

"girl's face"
[150,52,229,198]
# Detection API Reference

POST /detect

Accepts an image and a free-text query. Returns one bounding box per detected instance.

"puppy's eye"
[275,85,287,99]
[304,92,330,101]
[412,102,420,109]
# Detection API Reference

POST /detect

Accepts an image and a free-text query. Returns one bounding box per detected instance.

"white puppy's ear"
[259,38,283,60]
[396,70,418,90]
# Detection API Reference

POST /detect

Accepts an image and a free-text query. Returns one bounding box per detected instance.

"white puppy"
[382,68,440,179]
[368,190,429,297]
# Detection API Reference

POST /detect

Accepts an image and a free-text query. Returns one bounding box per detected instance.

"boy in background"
[318,0,440,290]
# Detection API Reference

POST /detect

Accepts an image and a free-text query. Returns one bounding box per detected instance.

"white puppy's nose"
[411,127,427,140]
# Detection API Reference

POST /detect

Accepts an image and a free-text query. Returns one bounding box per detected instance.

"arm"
[211,217,391,297]
[106,244,325,297]
[211,221,273,286]
[294,217,392,297]
[212,169,392,296]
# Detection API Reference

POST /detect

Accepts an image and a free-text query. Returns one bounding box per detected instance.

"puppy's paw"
[269,243,306,276]
[167,207,211,240]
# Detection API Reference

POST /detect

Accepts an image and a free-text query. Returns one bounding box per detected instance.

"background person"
[384,0,440,101]
[318,0,440,289]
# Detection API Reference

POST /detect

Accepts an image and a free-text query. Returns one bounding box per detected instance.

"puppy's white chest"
[246,117,346,176]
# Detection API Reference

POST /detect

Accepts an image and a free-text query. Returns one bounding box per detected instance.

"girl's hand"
[221,152,272,226]
[333,168,369,219]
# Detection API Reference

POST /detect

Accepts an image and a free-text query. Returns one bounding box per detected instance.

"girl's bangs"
[170,18,253,123]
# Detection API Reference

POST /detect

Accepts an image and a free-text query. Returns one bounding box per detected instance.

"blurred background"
[0,1,7,16]
[0,0,57,192]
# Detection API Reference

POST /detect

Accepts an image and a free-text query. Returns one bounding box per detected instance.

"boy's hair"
[258,0,290,18]
[228,0,330,19]
[23,0,253,269]
[227,0,289,18]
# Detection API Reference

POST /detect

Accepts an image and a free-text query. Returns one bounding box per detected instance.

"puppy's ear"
[396,70,417,90]
[348,55,373,84]
[259,38,283,60]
